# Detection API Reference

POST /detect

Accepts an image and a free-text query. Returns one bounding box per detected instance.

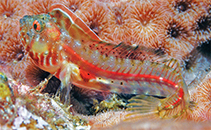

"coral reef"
[129,0,171,48]
[188,71,211,121]
[0,0,211,129]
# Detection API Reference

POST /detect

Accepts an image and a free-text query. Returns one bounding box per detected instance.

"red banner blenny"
[19,3,192,119]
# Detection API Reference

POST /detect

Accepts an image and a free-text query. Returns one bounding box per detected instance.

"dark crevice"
[197,39,211,59]
[183,39,211,70]
[70,86,108,115]
[26,66,60,94]
[41,75,61,94]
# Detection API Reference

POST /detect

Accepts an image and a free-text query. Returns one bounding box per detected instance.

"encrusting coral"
[192,3,211,44]
[97,1,132,44]
[188,71,211,121]
[129,0,172,48]
[0,0,29,26]
[0,0,211,129]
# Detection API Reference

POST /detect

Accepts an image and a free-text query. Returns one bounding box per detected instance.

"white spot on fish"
[44,51,49,55]
[96,77,110,84]
[49,57,53,66]
[59,45,63,51]
[159,77,163,80]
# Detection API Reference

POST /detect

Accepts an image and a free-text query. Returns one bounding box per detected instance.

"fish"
[19,3,191,119]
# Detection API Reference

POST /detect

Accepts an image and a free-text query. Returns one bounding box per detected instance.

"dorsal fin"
[161,58,181,73]
[81,41,168,63]
[49,3,101,41]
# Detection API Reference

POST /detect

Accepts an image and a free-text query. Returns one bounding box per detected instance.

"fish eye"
[33,20,43,32]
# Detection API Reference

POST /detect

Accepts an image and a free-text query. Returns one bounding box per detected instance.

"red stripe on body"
[29,51,39,64]
[62,44,178,89]
[51,49,58,66]
[164,88,184,108]
[45,52,50,66]
[40,53,44,67]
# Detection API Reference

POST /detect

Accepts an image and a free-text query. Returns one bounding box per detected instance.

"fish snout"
[19,15,33,27]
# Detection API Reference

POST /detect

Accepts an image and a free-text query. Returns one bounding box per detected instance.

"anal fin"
[125,95,161,121]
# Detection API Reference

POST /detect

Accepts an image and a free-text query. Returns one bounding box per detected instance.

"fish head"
[19,14,61,55]
[19,14,68,73]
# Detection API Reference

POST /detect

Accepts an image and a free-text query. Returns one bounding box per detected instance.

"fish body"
[20,4,190,119]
